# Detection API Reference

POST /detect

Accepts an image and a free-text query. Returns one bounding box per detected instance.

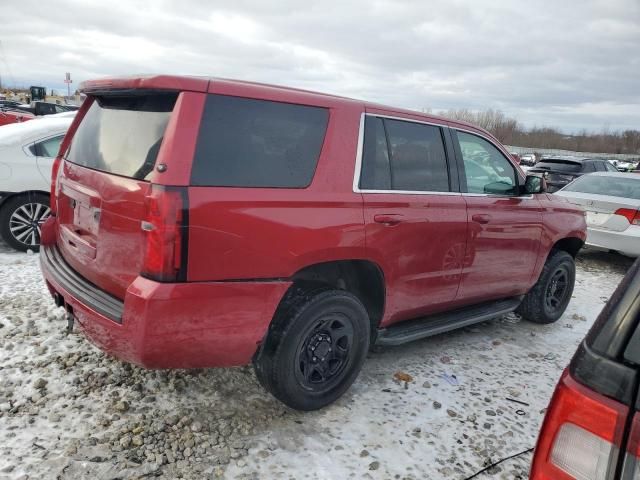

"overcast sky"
[2,0,638,133]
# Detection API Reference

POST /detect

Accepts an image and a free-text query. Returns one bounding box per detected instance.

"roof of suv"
[79,74,496,142]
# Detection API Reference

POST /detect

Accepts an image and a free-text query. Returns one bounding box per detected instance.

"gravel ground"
[0,241,634,480]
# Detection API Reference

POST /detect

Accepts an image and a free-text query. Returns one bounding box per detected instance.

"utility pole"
[64,72,72,98]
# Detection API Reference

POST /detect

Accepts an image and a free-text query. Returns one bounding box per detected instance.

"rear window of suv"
[190,95,329,188]
[66,93,177,180]
[535,160,582,173]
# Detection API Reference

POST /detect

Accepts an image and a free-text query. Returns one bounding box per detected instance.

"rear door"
[55,92,180,298]
[358,113,468,326]
[452,129,544,302]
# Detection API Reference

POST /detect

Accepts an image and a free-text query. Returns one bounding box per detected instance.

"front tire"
[0,193,51,252]
[254,285,370,411]
[517,249,576,324]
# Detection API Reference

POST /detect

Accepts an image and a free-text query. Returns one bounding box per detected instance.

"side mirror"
[523,174,547,194]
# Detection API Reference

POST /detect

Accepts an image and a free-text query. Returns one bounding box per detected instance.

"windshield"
[535,160,582,173]
[563,175,640,200]
[66,93,177,180]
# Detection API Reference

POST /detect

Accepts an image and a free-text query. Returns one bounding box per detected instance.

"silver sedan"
[555,172,640,257]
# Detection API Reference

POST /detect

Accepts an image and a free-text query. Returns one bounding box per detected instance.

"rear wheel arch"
[257,260,386,360]
[289,260,386,334]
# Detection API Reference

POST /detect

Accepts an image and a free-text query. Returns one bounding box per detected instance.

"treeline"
[439,108,640,155]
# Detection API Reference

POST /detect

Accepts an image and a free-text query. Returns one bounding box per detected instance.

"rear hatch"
[530,160,582,185]
[556,175,640,232]
[55,92,179,299]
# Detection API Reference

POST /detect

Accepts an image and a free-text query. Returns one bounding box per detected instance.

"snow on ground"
[0,241,634,480]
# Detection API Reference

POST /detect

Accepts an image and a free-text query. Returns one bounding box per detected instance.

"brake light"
[530,371,628,480]
[615,208,640,226]
[141,185,188,282]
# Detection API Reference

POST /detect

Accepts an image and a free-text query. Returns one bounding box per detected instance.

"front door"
[452,129,544,303]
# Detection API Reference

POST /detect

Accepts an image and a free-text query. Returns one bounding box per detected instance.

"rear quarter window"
[191,95,329,188]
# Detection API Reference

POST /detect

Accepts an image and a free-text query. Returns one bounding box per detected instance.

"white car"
[0,114,74,251]
[555,172,640,257]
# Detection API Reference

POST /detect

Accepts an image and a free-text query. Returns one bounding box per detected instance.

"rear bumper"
[586,225,640,257]
[40,245,291,368]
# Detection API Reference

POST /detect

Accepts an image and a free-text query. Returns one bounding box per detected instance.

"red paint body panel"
[362,193,468,326]
[458,195,544,302]
[79,75,210,94]
[39,74,587,370]
[188,190,365,281]
[56,164,149,299]
[42,259,290,368]
[528,194,587,285]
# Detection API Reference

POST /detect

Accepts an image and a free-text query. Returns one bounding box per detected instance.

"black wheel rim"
[545,267,570,313]
[9,202,50,247]
[295,313,354,392]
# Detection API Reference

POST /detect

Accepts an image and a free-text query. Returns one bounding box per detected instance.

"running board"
[375,297,522,346]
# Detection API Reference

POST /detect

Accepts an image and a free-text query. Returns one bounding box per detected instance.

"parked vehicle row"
[36,75,586,410]
[529,156,619,192]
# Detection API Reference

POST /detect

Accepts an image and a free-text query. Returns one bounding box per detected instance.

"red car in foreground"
[40,75,585,410]
[530,258,640,479]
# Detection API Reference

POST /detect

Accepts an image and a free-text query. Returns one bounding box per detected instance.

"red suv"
[39,75,586,410]
[530,258,640,480]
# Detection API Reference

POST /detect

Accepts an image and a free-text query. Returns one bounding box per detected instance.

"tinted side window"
[605,161,618,172]
[359,117,391,190]
[191,95,329,188]
[582,162,596,173]
[594,161,606,172]
[36,135,64,157]
[384,119,449,192]
[457,131,517,195]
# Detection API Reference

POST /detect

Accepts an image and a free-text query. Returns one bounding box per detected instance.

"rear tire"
[517,249,575,324]
[0,193,50,252]
[254,285,370,411]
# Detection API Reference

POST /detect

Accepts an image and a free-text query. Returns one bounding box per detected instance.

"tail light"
[615,208,640,226]
[141,185,188,282]
[530,371,628,480]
